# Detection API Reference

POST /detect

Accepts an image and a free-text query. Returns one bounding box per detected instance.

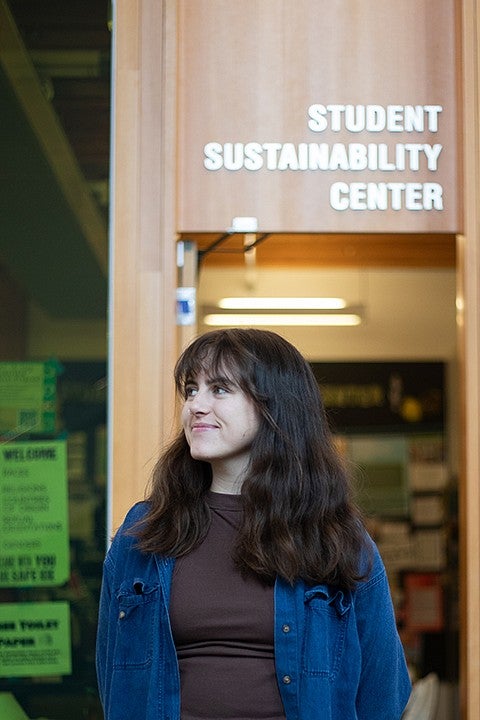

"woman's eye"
[185,386,197,398]
[213,385,228,395]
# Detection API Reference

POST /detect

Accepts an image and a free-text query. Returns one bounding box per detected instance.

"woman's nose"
[188,389,209,414]
[189,405,204,415]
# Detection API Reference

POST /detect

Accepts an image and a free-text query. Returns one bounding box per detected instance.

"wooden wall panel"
[177,0,459,234]
[183,232,456,268]
[109,0,178,533]
[458,2,480,717]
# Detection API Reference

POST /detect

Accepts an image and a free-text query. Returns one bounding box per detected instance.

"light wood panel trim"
[109,0,178,534]
[459,1,480,717]
[181,233,456,268]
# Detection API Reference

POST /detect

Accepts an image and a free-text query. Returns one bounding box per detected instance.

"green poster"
[0,602,71,677]
[0,693,30,720]
[0,361,58,436]
[0,441,69,587]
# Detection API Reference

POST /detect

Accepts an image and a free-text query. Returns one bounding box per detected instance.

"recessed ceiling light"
[204,313,362,327]
[218,297,347,310]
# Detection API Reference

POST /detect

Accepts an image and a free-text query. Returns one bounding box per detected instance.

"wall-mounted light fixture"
[217,296,348,310]
[203,297,363,327]
[203,313,362,327]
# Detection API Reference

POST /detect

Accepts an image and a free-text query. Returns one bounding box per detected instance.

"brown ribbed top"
[169,491,286,720]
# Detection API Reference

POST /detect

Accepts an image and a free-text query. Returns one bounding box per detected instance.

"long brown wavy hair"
[135,328,370,588]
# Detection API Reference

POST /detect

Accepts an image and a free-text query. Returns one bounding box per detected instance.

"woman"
[96,328,411,720]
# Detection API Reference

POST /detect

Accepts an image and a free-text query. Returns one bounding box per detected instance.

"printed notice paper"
[0,601,71,677]
[0,360,58,436]
[0,441,69,587]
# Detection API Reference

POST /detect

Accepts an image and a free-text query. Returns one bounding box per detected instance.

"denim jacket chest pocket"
[113,578,160,669]
[302,586,351,680]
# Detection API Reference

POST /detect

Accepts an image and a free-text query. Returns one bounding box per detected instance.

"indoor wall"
[197,266,457,360]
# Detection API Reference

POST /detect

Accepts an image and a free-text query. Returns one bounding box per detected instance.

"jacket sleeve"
[95,541,116,710]
[354,544,412,719]
[95,502,151,715]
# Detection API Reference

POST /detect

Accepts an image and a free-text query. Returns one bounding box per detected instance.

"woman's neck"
[209,458,248,494]
[210,475,243,494]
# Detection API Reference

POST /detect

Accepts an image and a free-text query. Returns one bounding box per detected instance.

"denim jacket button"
[282,675,292,684]
[282,624,291,633]
[119,610,126,619]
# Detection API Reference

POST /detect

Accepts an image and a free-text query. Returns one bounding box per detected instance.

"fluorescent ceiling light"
[204,313,361,327]
[218,297,347,310]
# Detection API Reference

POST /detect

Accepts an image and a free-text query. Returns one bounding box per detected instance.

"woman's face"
[181,369,260,482]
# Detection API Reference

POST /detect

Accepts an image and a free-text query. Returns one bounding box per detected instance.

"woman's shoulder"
[121,500,150,527]
[104,501,152,573]
[108,501,150,549]
[355,532,389,591]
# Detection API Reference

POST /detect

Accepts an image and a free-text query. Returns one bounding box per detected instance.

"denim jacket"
[96,503,411,720]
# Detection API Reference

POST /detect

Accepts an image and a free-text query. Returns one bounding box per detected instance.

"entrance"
[109,4,479,717]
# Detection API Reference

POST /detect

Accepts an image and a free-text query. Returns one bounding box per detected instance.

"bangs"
[174,332,254,394]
